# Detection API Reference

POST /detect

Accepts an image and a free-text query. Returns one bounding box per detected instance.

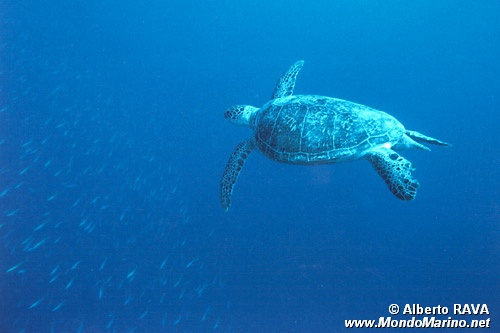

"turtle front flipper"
[271,60,304,99]
[220,139,255,211]
[366,148,419,200]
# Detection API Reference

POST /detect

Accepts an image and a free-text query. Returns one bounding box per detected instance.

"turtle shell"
[253,95,405,164]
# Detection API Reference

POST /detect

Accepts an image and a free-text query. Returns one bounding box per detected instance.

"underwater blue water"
[1,0,499,332]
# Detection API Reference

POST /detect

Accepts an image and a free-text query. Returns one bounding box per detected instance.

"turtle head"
[224,105,259,127]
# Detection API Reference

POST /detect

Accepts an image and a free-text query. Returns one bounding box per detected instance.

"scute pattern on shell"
[254,95,404,164]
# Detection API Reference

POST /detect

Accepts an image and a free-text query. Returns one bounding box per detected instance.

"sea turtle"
[220,60,449,211]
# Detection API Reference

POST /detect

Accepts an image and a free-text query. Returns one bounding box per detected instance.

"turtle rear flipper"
[406,130,450,147]
[366,148,419,200]
[220,139,254,211]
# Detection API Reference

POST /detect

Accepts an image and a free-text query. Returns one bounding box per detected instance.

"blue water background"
[1,0,499,331]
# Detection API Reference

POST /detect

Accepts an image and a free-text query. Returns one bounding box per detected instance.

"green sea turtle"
[220,60,449,211]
